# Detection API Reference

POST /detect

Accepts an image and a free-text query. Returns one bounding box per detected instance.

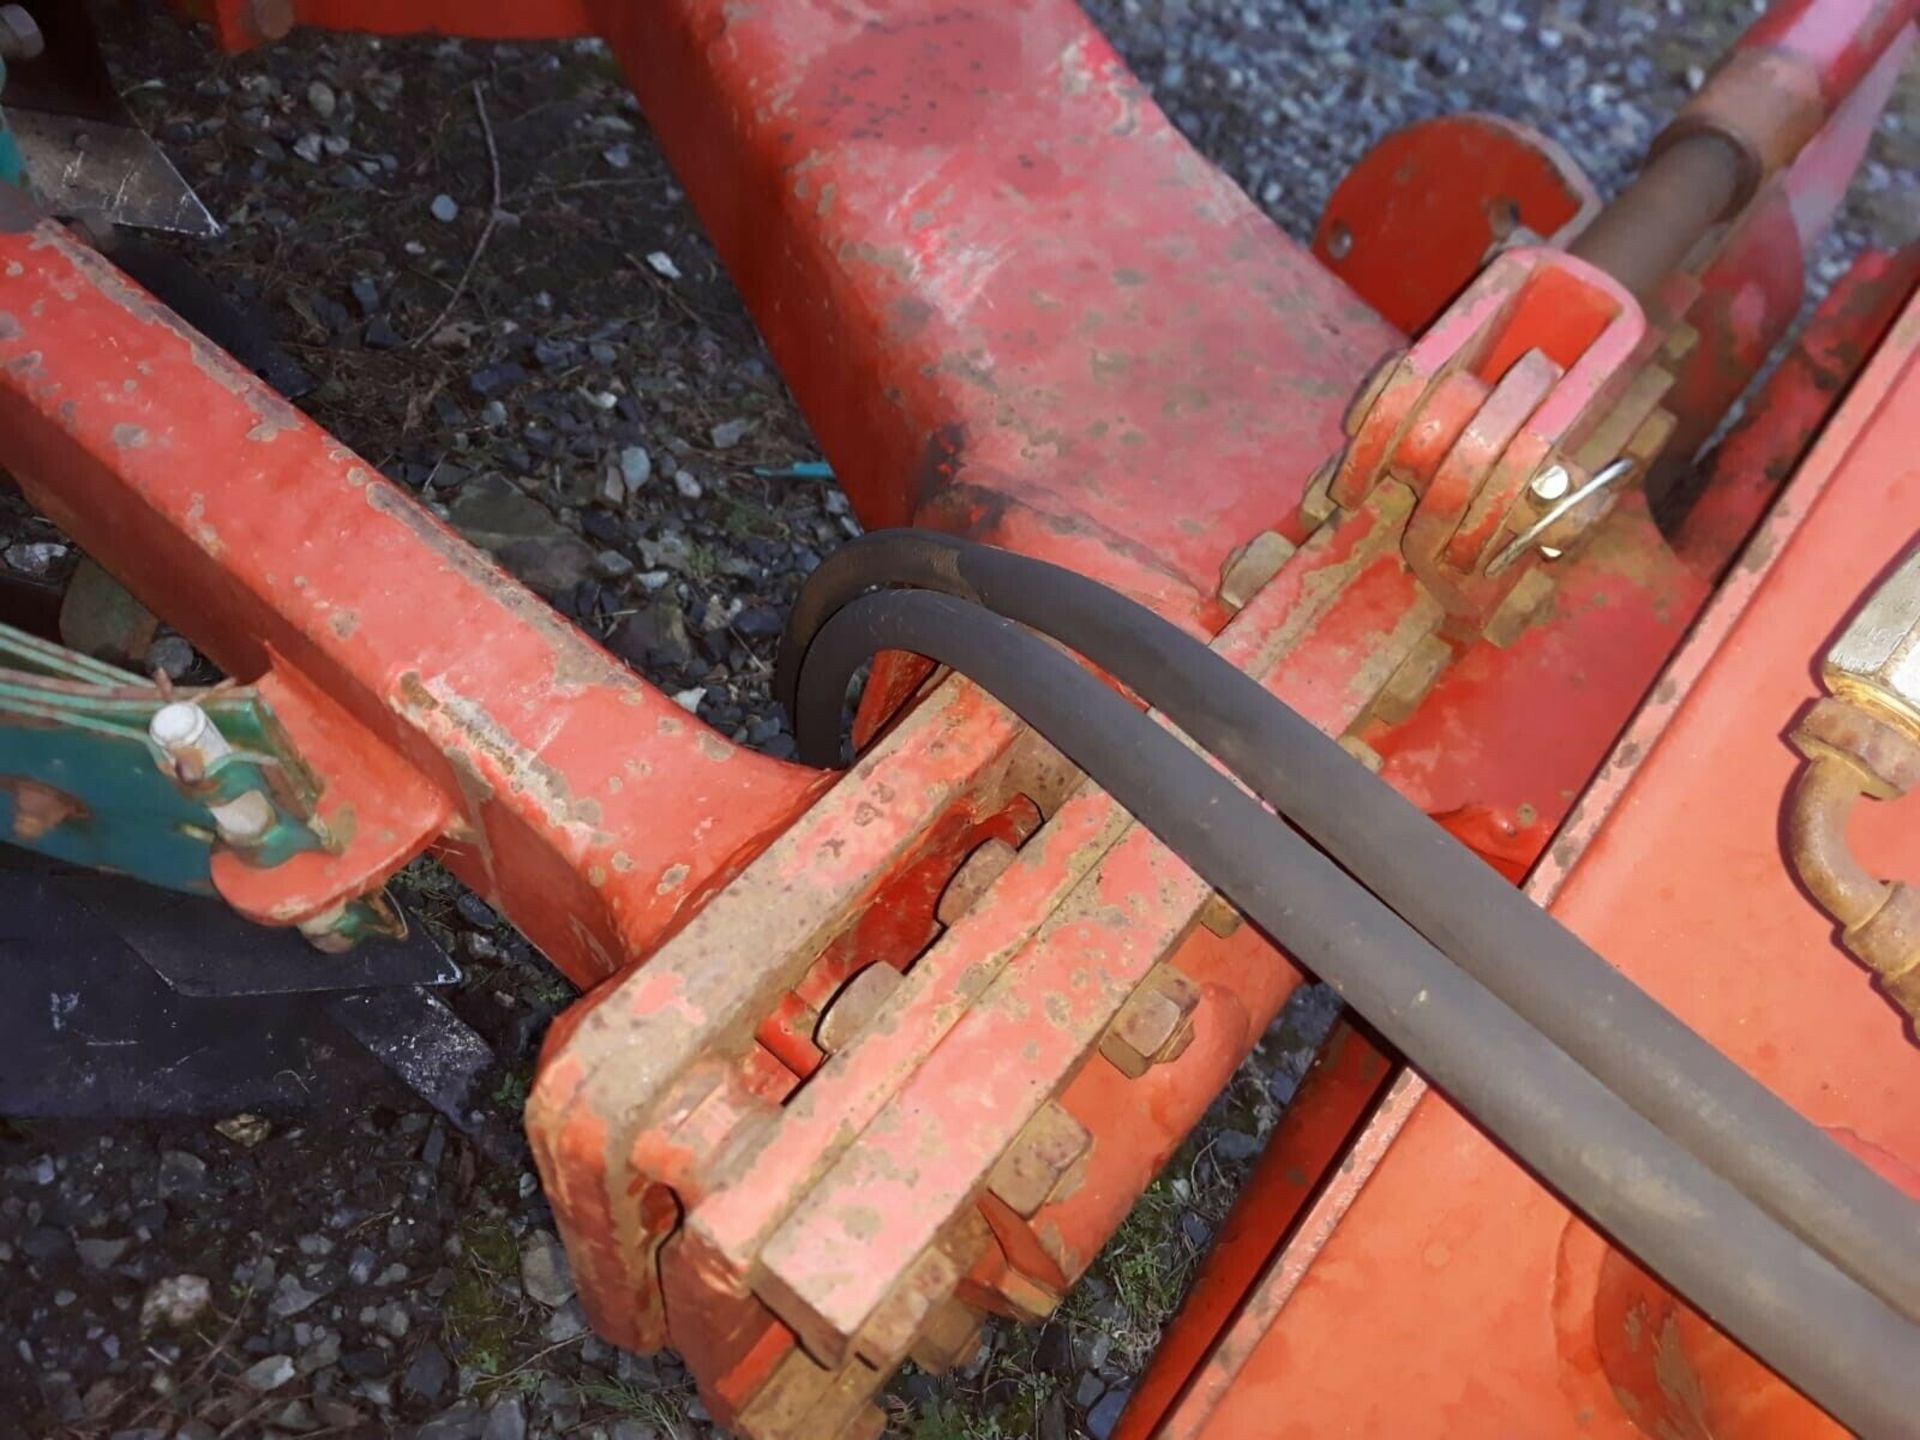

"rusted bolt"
[1371,632,1454,727]
[1878,893,1920,1024]
[1100,965,1201,1079]
[1198,891,1243,938]
[2,776,85,841]
[909,1298,987,1375]
[1325,220,1354,262]
[814,963,903,1055]
[1299,454,1342,530]
[1338,735,1383,772]
[1793,696,1920,797]
[1219,530,1298,612]
[149,701,276,846]
[854,1242,962,1368]
[993,1266,1062,1325]
[1825,546,1920,734]
[1342,353,1400,438]
[1483,568,1556,649]
[0,5,43,60]
[297,903,355,954]
[247,0,296,41]
[987,1100,1093,1218]
[936,836,1017,926]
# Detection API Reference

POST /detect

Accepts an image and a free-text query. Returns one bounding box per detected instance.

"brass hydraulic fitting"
[1786,546,1920,1028]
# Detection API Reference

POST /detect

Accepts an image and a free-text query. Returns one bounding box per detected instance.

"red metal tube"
[1676,247,1920,574]
[1741,0,1920,106]
[582,0,1397,632]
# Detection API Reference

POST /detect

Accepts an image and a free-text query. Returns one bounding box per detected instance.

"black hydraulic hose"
[791,589,1920,1435]
[777,530,1920,1327]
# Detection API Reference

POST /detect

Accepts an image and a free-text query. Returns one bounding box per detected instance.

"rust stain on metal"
[392,671,608,842]
[1,776,88,840]
[185,495,222,556]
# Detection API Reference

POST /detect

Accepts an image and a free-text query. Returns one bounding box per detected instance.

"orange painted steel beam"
[18,0,1916,1434]
[0,203,822,987]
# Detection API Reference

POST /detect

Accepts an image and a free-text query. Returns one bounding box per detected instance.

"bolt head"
[1529,464,1572,503]
[0,5,43,60]
[249,0,296,40]
[1826,547,1920,734]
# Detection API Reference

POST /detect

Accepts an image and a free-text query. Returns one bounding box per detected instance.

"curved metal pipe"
[1787,754,1890,929]
[1568,131,1746,300]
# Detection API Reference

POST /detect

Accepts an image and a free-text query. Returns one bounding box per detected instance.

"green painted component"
[0,126,24,191]
[328,892,411,947]
[0,61,23,192]
[0,622,326,892]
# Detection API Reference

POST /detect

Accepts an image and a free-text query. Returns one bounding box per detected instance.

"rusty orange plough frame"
[5,1,1919,1436]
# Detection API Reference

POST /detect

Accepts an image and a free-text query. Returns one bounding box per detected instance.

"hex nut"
[814,964,904,1055]
[1220,530,1298,612]
[1100,966,1201,1079]
[936,837,1018,926]
[0,5,42,60]
[1299,455,1342,530]
[986,1101,1093,1218]
[1792,697,1920,797]
[854,1243,962,1368]
[1371,632,1454,726]
[1483,567,1555,649]
[1825,546,1920,735]
[1343,352,1401,438]
[1198,892,1243,937]
[249,0,296,40]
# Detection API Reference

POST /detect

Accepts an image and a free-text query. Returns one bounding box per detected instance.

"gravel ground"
[2,5,1915,1440]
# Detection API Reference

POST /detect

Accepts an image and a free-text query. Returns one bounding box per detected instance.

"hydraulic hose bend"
[1787,702,1920,1019]
[790,588,1920,1437]
[778,529,1920,1327]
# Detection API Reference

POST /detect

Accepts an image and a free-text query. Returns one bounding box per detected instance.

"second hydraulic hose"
[777,529,1920,1328]
[790,588,1920,1436]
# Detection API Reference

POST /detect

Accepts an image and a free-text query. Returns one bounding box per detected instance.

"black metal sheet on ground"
[0,868,354,1115]
[0,868,492,1124]
[3,1,221,236]
[326,987,497,1132]
[0,853,459,996]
